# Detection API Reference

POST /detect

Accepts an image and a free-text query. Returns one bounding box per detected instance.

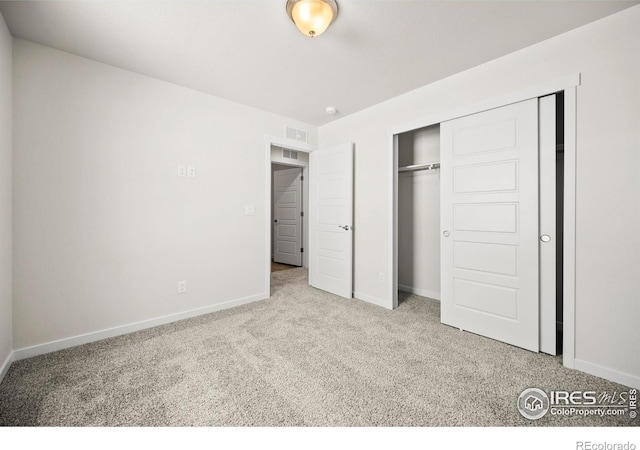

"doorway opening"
[396,96,565,354]
[397,124,441,304]
[272,163,304,270]
[388,77,578,368]
[264,138,355,301]
[267,143,310,293]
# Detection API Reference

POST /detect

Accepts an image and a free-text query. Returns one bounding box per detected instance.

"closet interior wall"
[398,125,441,300]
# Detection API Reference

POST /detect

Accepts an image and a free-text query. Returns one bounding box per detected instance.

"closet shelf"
[398,162,441,173]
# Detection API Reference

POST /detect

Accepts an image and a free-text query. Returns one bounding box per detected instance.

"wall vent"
[285,126,308,143]
[282,149,299,160]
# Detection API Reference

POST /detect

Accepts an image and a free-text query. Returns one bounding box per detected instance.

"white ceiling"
[0,0,637,125]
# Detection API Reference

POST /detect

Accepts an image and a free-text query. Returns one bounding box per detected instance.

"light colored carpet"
[0,268,635,426]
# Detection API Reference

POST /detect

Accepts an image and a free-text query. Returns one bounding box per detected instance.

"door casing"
[264,136,313,298]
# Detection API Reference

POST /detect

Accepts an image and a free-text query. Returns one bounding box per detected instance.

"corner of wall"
[0,351,14,385]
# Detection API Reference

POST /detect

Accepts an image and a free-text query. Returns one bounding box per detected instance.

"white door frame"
[386,73,580,369]
[264,135,314,298]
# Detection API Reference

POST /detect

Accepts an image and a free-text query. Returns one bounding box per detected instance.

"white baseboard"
[398,284,441,301]
[353,291,391,310]
[13,292,268,361]
[574,359,640,390]
[0,350,14,385]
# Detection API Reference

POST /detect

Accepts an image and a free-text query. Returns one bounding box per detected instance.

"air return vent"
[282,149,299,160]
[285,126,308,143]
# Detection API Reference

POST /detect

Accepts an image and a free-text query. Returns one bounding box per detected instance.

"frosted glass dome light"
[286,0,338,37]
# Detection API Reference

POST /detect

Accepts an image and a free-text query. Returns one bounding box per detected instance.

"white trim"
[387,74,580,369]
[387,133,399,310]
[354,291,392,310]
[574,359,640,390]
[13,293,267,361]
[0,351,14,384]
[562,87,577,370]
[398,284,441,301]
[388,73,580,136]
[264,135,315,301]
[265,139,272,299]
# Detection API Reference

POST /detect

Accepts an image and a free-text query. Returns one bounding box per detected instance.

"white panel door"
[309,143,353,299]
[440,99,540,352]
[274,167,302,266]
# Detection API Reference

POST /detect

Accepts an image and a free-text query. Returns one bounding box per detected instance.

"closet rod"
[398,162,441,173]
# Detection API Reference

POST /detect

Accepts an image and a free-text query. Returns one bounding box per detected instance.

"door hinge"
[300,248,304,253]
[300,175,304,181]
[300,211,304,217]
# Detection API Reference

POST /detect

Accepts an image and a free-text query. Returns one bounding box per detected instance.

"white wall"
[319,6,640,385]
[398,126,440,299]
[12,39,317,350]
[0,11,12,377]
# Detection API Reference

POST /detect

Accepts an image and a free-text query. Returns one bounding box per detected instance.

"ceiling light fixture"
[286,0,338,38]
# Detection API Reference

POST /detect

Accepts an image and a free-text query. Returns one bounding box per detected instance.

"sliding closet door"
[440,99,540,352]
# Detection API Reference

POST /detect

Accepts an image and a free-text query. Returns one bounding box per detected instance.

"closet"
[398,125,441,301]
[396,94,564,355]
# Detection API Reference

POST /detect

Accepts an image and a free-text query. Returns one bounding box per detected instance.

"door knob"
[443,230,450,237]
[338,225,350,231]
[540,234,551,242]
